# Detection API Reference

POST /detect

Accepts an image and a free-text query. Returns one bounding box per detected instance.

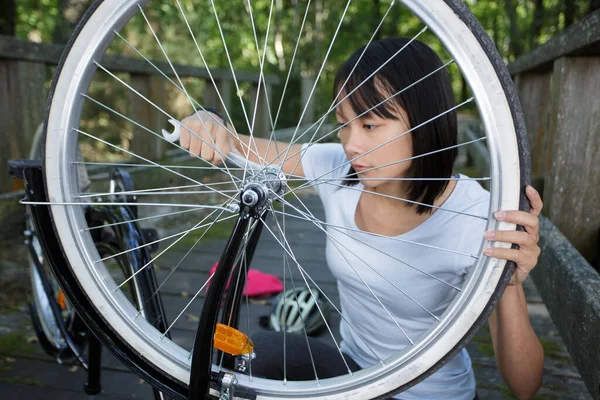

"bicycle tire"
[43,1,529,399]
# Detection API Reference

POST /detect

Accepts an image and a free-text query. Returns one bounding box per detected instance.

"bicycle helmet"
[269,287,330,336]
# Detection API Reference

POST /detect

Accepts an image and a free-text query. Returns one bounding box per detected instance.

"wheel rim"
[43,0,522,398]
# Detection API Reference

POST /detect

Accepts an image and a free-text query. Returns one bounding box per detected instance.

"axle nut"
[242,190,259,206]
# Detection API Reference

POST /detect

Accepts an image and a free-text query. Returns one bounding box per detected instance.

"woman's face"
[336,98,414,191]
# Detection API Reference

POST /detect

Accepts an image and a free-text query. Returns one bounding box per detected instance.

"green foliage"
[15,0,59,42]
[12,0,597,156]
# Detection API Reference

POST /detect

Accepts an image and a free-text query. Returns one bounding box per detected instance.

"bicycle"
[12,125,169,399]
[33,0,530,399]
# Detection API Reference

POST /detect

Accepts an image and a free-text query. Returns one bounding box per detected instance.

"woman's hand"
[484,185,544,285]
[179,110,237,165]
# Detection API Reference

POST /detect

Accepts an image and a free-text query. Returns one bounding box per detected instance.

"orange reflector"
[57,291,67,310]
[13,178,25,191]
[213,323,254,355]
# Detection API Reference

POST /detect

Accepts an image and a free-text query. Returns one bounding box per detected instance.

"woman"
[179,37,544,399]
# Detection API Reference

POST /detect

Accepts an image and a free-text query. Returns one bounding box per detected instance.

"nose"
[342,124,367,158]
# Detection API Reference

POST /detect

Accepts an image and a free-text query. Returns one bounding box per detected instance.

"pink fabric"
[207,262,283,298]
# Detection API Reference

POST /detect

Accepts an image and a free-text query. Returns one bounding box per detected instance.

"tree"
[0,0,16,36]
[504,0,524,57]
[52,0,91,43]
[531,0,544,49]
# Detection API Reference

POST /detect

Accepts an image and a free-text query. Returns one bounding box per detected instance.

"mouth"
[351,163,369,172]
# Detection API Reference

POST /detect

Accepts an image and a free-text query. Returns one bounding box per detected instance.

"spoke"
[247,0,275,134]
[209,0,266,180]
[261,217,355,377]
[138,4,241,190]
[242,223,253,381]
[269,60,456,174]
[287,96,472,196]
[344,137,488,180]
[283,191,440,322]
[270,199,469,288]
[79,190,237,198]
[114,27,260,162]
[82,92,246,186]
[161,273,215,339]
[294,178,486,220]
[118,212,237,291]
[101,214,237,265]
[278,177,491,185]
[286,3,416,176]
[92,63,244,183]
[134,207,230,319]
[269,0,312,139]
[84,208,201,232]
[82,93,246,178]
[174,0,243,150]
[79,182,239,200]
[160,219,260,338]
[75,161,244,171]
[279,0,353,168]
[76,128,238,202]
[273,208,385,375]
[209,0,254,147]
[21,199,233,210]
[280,203,288,383]
[218,226,249,371]
[258,59,456,179]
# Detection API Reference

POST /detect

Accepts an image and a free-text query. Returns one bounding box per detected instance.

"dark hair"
[334,37,457,215]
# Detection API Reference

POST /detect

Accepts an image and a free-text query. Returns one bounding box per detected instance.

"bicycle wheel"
[43,0,528,398]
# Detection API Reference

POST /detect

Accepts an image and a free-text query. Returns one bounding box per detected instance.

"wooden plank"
[0,35,279,84]
[532,216,600,399]
[0,356,154,399]
[248,82,273,138]
[0,60,46,193]
[203,78,233,114]
[514,71,552,193]
[508,9,600,75]
[129,73,166,160]
[543,56,600,264]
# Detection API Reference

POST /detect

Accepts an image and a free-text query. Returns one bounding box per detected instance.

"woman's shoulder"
[300,142,349,181]
[453,174,490,212]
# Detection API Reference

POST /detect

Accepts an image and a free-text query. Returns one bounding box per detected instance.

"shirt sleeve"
[452,186,491,274]
[300,143,350,198]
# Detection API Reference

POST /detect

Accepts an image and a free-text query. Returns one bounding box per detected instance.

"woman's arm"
[178,110,306,177]
[488,285,544,399]
[484,186,545,399]
[232,133,305,177]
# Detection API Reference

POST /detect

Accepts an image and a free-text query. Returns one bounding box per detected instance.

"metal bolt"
[242,190,259,206]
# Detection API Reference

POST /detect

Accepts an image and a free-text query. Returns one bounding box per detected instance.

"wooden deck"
[0,194,591,399]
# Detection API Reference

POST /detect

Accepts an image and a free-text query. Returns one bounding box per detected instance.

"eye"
[363,124,377,131]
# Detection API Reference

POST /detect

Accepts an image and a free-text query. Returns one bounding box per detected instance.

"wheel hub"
[239,167,286,217]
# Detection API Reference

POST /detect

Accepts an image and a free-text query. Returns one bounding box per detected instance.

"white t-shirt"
[301,143,490,399]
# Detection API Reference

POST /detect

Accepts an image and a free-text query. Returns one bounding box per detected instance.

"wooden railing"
[507,10,600,399]
[0,34,282,194]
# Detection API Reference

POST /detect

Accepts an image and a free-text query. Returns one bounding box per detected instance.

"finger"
[485,230,536,249]
[483,247,526,265]
[526,185,543,217]
[189,132,202,157]
[214,128,229,166]
[495,210,539,235]
[200,129,215,162]
[180,122,191,149]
